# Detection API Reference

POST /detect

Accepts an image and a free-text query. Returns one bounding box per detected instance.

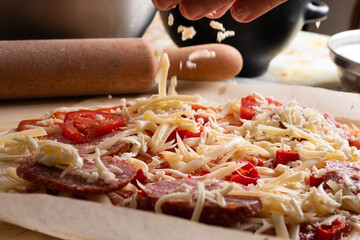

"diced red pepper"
[275,150,299,166]
[144,130,154,137]
[315,219,346,240]
[200,170,211,176]
[229,161,260,186]
[189,103,217,113]
[137,190,146,197]
[309,174,324,187]
[131,169,147,185]
[167,122,204,142]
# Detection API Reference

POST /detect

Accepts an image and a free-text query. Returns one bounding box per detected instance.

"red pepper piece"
[137,190,146,197]
[131,169,147,185]
[229,161,260,186]
[309,174,324,187]
[315,219,346,240]
[144,130,154,137]
[200,170,211,176]
[189,103,217,113]
[167,122,204,142]
[275,150,299,166]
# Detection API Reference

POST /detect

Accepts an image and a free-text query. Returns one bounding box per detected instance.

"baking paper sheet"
[0,82,359,240]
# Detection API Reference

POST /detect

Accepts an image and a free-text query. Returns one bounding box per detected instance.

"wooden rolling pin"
[0,39,242,99]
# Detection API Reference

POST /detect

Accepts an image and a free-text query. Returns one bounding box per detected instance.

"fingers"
[152,0,181,10]
[231,0,287,23]
[179,0,235,20]
[152,0,287,22]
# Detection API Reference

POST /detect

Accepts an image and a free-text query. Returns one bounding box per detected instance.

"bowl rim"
[328,29,360,71]
[327,29,360,66]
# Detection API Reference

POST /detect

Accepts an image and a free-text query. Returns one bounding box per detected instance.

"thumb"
[231,0,287,23]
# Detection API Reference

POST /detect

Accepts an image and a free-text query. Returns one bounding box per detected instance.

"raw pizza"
[1,85,360,239]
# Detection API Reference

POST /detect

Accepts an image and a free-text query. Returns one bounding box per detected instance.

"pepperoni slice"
[138,178,262,226]
[16,156,136,195]
[323,160,360,194]
[47,132,130,157]
[62,111,124,143]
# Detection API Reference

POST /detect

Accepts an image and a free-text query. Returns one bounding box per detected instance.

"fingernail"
[232,4,250,22]
[153,0,175,10]
[180,0,205,19]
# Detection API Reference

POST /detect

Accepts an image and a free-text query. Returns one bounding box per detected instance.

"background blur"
[305,0,359,34]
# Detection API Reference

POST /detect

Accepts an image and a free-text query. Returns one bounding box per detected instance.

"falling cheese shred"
[177,25,197,41]
[155,53,170,98]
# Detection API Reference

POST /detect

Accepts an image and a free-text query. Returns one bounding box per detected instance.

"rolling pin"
[0,39,242,99]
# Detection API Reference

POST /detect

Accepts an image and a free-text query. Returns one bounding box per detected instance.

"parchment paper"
[0,82,359,240]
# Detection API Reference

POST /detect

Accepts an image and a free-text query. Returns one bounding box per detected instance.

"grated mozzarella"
[177,25,197,41]
[94,148,116,184]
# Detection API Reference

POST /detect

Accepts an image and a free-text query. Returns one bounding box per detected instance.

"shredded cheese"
[177,25,197,41]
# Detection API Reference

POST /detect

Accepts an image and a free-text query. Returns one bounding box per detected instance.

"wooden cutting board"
[0,221,58,240]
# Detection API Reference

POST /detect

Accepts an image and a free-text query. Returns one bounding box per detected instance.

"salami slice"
[16,156,136,195]
[138,178,262,226]
[46,132,130,156]
[324,160,360,194]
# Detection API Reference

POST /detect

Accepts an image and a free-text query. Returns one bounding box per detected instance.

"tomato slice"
[62,111,124,143]
[17,111,66,131]
[17,119,45,131]
[240,95,282,120]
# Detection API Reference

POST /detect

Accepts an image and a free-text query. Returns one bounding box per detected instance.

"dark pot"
[160,0,329,77]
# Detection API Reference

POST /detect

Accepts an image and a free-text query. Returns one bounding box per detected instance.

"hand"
[152,0,287,23]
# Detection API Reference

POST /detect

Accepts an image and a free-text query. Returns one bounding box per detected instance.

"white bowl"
[328,29,360,91]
